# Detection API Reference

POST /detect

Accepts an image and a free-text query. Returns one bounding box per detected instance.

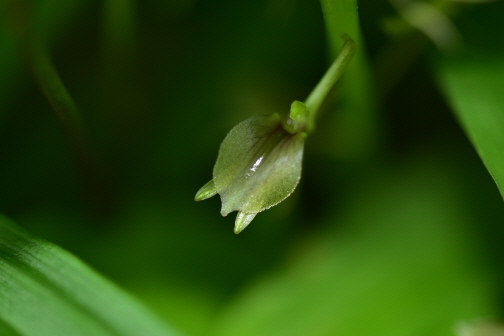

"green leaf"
[436,51,504,200]
[209,160,496,336]
[0,215,180,336]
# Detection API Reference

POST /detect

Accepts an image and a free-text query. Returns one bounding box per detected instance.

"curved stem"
[319,0,378,160]
[16,0,116,216]
[28,43,86,141]
[304,35,357,132]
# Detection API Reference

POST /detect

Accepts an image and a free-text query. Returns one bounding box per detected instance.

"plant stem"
[319,0,378,159]
[27,42,115,216]
[16,0,116,216]
[28,43,86,144]
[305,35,356,131]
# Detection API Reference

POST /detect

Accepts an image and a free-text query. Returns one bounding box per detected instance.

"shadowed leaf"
[0,215,180,336]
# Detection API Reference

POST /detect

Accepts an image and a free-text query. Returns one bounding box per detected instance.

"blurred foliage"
[0,215,179,336]
[1,0,504,335]
[436,4,504,201]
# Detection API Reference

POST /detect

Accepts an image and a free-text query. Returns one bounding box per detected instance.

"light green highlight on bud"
[284,101,311,134]
[194,179,218,201]
[234,212,257,234]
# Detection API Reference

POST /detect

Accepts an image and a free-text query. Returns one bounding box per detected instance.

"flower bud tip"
[195,180,218,201]
[289,101,308,120]
[234,212,257,234]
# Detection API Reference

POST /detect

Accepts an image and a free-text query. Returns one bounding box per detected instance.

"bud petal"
[234,212,257,234]
[213,114,305,218]
[194,179,218,201]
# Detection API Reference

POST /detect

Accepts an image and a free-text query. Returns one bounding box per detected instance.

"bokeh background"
[1,0,503,335]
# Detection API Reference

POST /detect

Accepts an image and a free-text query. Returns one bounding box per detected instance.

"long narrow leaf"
[0,215,180,336]
[435,1,504,200]
[437,51,504,199]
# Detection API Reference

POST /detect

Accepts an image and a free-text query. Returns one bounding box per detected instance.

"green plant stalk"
[99,0,146,174]
[10,0,116,215]
[100,0,137,115]
[304,35,356,130]
[102,0,137,53]
[16,0,91,170]
[27,42,115,215]
[319,0,378,158]
[28,43,86,143]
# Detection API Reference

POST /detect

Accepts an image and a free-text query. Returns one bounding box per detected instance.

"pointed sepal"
[194,179,218,201]
[234,212,257,234]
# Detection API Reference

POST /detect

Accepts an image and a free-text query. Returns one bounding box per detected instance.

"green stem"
[28,43,86,143]
[304,35,356,130]
[27,42,115,216]
[17,1,115,216]
[319,0,378,159]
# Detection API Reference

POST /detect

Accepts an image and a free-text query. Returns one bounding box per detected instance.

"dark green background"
[1,0,503,335]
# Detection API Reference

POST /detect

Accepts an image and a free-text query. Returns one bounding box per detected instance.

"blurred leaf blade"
[436,51,504,199]
[209,161,497,336]
[0,215,180,336]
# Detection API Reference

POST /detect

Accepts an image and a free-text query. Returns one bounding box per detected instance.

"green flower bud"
[195,113,305,233]
[284,100,311,134]
[195,35,357,234]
